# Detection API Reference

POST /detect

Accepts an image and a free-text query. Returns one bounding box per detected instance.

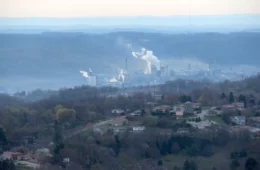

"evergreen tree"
[221,93,226,99]
[0,125,7,145]
[173,166,181,170]
[245,157,258,170]
[52,120,64,164]
[230,160,240,170]
[157,160,163,166]
[183,160,198,170]
[0,159,16,170]
[229,92,235,103]
[114,135,120,156]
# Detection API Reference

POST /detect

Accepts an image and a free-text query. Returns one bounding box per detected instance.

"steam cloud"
[107,69,125,84]
[118,69,125,82]
[132,48,160,74]
[80,70,89,78]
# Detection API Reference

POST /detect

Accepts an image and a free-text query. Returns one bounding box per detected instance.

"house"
[154,94,163,101]
[222,104,236,111]
[184,102,194,114]
[36,148,52,157]
[158,129,173,136]
[113,127,127,134]
[249,128,260,139]
[111,109,125,115]
[247,117,260,128]
[153,105,171,114]
[132,126,145,132]
[175,107,184,119]
[234,102,245,109]
[177,128,189,134]
[63,158,70,163]
[111,117,128,126]
[106,94,117,99]
[129,110,142,116]
[146,102,156,108]
[231,116,246,125]
[0,152,23,160]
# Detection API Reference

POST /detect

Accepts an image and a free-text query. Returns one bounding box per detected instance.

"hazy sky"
[1,0,260,17]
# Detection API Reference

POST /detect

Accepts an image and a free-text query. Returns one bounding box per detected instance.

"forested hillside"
[1,32,260,78]
[1,74,260,170]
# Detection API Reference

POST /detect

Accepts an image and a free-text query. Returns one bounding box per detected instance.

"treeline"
[0,89,152,148]
[53,127,230,170]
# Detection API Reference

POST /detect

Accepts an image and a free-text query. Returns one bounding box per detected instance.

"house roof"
[154,105,171,110]
[175,107,184,116]
[112,109,124,113]
[0,152,23,160]
[232,116,246,121]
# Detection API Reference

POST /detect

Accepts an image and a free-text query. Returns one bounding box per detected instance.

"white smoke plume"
[80,70,89,78]
[132,48,160,74]
[80,69,97,86]
[118,69,125,82]
[109,76,118,83]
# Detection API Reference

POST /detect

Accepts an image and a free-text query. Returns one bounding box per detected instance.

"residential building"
[129,110,142,116]
[154,94,163,101]
[247,117,260,128]
[63,158,70,163]
[222,104,236,111]
[111,109,125,115]
[145,102,156,108]
[113,127,127,134]
[184,102,194,114]
[132,126,145,132]
[231,116,246,125]
[36,148,52,157]
[0,152,23,160]
[158,129,173,136]
[249,127,260,139]
[153,105,171,113]
[175,107,184,119]
[177,128,189,134]
[234,102,245,109]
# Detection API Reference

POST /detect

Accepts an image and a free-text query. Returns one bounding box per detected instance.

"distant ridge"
[1,14,260,27]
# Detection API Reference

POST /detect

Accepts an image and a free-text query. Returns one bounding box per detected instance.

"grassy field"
[205,115,225,124]
[162,154,187,168]
[83,129,92,135]
[201,106,211,110]
[162,151,231,170]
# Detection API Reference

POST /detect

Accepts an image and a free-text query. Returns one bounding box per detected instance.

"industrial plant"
[80,48,260,88]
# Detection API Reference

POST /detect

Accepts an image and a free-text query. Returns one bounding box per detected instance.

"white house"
[132,126,145,132]
[63,158,70,163]
[111,109,125,115]
[231,116,246,125]
[177,128,189,134]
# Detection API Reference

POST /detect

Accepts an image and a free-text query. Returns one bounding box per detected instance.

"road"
[187,107,217,129]
[64,117,116,139]
[197,107,216,120]
[198,109,209,120]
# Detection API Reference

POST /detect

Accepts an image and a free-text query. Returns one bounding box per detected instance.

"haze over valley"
[1,30,260,93]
